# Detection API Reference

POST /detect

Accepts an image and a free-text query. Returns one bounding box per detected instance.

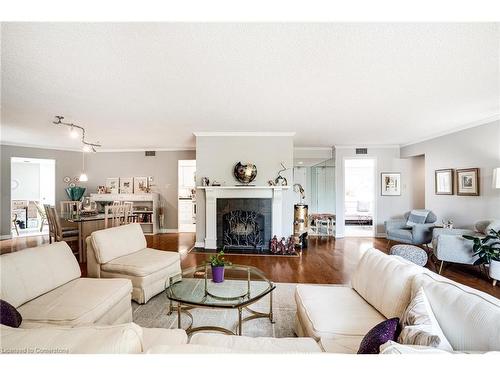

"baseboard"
[0,234,12,240]
[158,228,179,233]
[194,241,205,248]
[376,233,387,238]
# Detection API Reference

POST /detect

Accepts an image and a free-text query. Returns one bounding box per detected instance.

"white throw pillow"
[398,287,453,351]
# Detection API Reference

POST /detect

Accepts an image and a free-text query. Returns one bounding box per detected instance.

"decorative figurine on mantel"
[271,162,288,186]
[270,235,278,253]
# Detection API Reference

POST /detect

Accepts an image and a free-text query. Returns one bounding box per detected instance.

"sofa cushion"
[17,278,132,327]
[147,344,236,354]
[189,333,322,353]
[91,223,147,264]
[386,228,413,242]
[411,272,500,352]
[0,323,143,354]
[319,336,363,354]
[0,242,81,308]
[351,248,424,319]
[295,284,385,341]
[101,248,180,277]
[398,287,452,351]
[142,328,188,350]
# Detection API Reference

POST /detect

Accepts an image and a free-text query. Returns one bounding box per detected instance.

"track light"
[69,126,79,138]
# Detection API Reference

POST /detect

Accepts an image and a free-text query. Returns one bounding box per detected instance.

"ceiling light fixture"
[53,115,101,152]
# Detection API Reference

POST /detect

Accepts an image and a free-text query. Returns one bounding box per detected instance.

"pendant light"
[79,151,88,182]
[493,167,500,189]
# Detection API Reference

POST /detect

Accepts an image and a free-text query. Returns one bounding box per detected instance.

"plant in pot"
[463,229,500,285]
[208,251,231,283]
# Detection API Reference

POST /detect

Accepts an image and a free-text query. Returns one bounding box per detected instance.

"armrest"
[385,219,408,231]
[411,223,435,244]
[432,228,477,240]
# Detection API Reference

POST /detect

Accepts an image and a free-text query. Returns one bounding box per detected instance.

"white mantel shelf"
[197,186,290,189]
[198,185,288,249]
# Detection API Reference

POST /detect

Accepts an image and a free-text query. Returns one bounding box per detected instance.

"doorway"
[178,160,196,233]
[344,158,375,237]
[10,157,55,237]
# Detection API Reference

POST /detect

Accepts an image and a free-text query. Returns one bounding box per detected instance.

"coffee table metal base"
[168,291,275,336]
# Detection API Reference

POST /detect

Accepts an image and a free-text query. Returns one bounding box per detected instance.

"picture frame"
[456,168,480,196]
[106,177,120,194]
[119,177,134,194]
[435,169,454,195]
[381,172,401,196]
[133,176,149,193]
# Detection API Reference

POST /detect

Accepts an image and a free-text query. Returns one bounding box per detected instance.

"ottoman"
[389,244,428,266]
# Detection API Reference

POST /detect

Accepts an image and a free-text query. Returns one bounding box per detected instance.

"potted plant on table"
[463,229,500,286]
[208,251,231,283]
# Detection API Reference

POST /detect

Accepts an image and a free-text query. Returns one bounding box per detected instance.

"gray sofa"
[385,211,437,246]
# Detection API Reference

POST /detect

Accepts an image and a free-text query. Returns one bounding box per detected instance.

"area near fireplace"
[217,198,272,251]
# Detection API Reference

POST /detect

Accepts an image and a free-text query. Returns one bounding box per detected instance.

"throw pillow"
[398,287,452,351]
[357,318,401,354]
[406,209,430,227]
[0,299,22,328]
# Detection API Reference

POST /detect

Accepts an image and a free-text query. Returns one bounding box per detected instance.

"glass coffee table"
[165,264,275,336]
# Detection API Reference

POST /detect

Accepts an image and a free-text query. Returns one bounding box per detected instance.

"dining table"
[59,212,137,263]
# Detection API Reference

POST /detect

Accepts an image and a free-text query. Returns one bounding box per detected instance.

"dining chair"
[48,206,79,248]
[44,204,55,243]
[33,201,49,232]
[104,204,134,228]
[11,213,19,236]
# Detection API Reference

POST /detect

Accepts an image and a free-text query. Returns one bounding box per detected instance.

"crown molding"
[333,144,400,149]
[401,114,500,147]
[193,131,295,137]
[0,141,195,153]
[293,146,333,151]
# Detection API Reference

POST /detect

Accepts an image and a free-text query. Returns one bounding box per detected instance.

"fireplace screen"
[222,210,264,250]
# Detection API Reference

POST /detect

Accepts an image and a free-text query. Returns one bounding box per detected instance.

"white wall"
[401,120,500,228]
[335,146,415,237]
[195,134,294,245]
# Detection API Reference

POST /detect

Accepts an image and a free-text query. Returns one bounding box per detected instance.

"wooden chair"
[48,206,79,247]
[33,201,48,232]
[44,204,55,243]
[11,213,19,236]
[60,201,81,214]
[104,204,134,229]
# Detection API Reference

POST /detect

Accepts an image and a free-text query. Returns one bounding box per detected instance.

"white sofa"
[86,223,182,304]
[294,248,500,353]
[0,323,188,354]
[0,242,132,328]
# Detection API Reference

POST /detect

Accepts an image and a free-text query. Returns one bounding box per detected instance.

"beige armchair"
[86,223,182,304]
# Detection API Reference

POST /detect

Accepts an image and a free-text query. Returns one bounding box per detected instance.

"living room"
[1,1,500,373]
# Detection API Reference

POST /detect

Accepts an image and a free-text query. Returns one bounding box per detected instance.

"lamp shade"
[494,167,500,189]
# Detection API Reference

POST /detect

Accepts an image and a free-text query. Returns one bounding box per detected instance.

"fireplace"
[217,198,272,251]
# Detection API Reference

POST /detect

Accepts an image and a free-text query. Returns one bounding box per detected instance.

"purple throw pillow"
[357,318,400,354]
[0,299,22,328]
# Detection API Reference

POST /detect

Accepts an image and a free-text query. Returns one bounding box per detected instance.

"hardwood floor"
[2,232,499,299]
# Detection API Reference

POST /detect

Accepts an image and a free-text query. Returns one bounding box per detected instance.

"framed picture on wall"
[381,172,401,196]
[133,177,149,193]
[435,169,454,195]
[106,177,120,194]
[119,177,134,194]
[456,168,480,196]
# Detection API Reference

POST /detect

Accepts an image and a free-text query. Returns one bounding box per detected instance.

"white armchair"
[86,223,182,304]
[432,220,500,274]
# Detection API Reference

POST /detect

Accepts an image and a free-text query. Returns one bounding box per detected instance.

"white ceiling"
[1,23,499,151]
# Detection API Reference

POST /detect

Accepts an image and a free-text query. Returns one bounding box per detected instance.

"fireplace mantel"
[198,185,289,249]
